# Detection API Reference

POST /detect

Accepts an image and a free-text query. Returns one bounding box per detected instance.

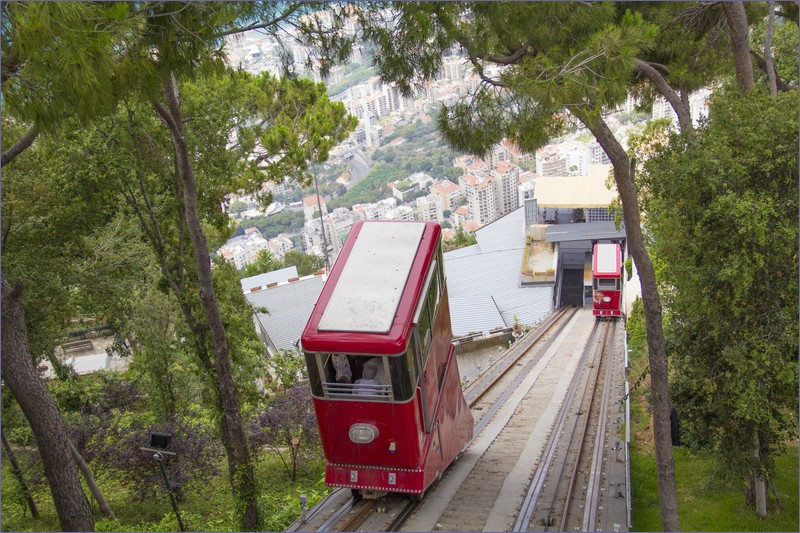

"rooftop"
[534,164,617,208]
[241,266,299,293]
[445,207,553,336]
[245,274,327,352]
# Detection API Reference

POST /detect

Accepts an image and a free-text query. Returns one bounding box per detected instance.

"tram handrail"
[321,381,393,400]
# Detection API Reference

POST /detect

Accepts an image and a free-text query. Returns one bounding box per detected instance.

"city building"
[217,227,271,270]
[491,160,521,217]
[416,193,444,223]
[535,146,568,177]
[466,176,497,225]
[431,179,462,212]
[303,194,327,222]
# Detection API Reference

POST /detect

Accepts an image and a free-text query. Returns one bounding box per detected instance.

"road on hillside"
[342,148,371,190]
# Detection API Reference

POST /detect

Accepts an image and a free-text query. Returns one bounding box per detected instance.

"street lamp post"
[140,432,185,532]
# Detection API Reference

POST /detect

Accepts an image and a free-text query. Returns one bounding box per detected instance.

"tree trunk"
[751,431,768,517]
[1,428,39,518]
[68,440,116,520]
[153,74,260,531]
[1,277,95,531]
[764,2,778,96]
[722,1,755,93]
[576,112,680,531]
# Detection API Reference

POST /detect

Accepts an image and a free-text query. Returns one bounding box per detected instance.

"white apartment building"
[518,171,537,207]
[443,56,468,82]
[590,141,611,165]
[391,205,416,221]
[267,235,294,260]
[491,160,521,217]
[466,176,497,225]
[535,146,568,177]
[557,142,591,176]
[218,227,271,270]
[302,194,327,222]
[416,193,444,223]
[431,179,462,211]
[500,139,532,164]
[452,205,469,227]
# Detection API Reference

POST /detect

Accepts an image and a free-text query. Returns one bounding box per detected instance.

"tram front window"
[303,351,416,402]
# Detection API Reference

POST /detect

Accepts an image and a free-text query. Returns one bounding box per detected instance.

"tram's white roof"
[594,243,619,275]
[318,222,425,333]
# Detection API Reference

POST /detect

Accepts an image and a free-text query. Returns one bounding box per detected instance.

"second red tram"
[300,220,474,499]
[592,242,622,318]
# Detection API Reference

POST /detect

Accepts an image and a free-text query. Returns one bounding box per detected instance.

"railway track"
[287,308,626,532]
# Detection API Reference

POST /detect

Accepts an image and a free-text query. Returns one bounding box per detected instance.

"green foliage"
[236,209,304,240]
[240,250,285,280]
[642,89,798,484]
[212,259,269,413]
[325,62,375,96]
[444,226,478,252]
[240,250,324,280]
[268,350,307,391]
[283,251,325,277]
[750,9,799,87]
[328,161,406,208]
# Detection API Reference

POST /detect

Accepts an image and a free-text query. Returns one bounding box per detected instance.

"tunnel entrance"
[560,268,584,307]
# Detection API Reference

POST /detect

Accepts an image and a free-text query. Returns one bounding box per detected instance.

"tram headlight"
[602,296,611,303]
[349,423,379,444]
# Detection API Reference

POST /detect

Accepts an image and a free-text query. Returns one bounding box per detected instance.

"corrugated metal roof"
[240,266,299,292]
[445,248,553,336]
[445,243,481,259]
[449,294,505,336]
[475,207,526,252]
[245,275,325,351]
[444,207,553,336]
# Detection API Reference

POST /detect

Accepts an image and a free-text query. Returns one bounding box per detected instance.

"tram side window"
[304,352,323,397]
[416,261,441,360]
[388,345,416,402]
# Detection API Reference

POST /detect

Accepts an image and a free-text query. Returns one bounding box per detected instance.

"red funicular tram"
[592,242,622,318]
[301,220,474,499]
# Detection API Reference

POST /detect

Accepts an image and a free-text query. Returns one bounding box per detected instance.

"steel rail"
[511,319,604,532]
[582,320,617,531]
[464,306,575,405]
[315,496,358,532]
[557,321,613,531]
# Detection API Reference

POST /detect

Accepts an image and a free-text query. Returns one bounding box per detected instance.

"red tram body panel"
[301,220,474,497]
[592,243,622,318]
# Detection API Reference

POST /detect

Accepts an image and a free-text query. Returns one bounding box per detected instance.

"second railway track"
[288,308,628,533]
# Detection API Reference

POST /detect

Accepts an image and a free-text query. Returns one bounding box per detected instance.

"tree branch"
[634,59,693,134]
[214,3,303,39]
[1,124,39,167]
[750,50,792,92]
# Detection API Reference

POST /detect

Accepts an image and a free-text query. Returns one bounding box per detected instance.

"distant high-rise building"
[491,160,521,217]
[416,193,444,223]
[466,176,497,225]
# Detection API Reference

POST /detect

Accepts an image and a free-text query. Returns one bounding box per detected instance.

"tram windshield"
[594,278,620,290]
[304,347,416,402]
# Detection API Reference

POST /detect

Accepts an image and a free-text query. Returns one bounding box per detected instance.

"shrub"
[86,413,222,501]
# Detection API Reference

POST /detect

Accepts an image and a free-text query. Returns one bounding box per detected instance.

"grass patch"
[2,451,329,532]
[631,445,798,531]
